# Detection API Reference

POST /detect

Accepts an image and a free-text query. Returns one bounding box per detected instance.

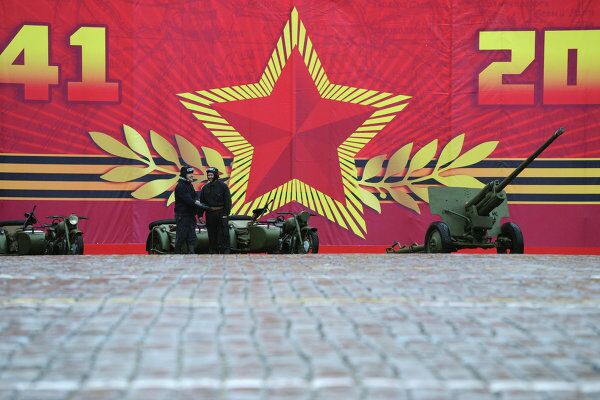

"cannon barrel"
[465,127,565,212]
[497,127,565,192]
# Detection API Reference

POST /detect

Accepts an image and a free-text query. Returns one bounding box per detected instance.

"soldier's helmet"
[180,166,194,176]
[206,167,220,179]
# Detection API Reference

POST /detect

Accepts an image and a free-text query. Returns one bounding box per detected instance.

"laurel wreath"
[89,125,227,205]
[357,134,499,214]
[89,127,498,214]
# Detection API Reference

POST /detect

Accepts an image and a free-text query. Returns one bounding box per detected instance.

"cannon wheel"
[425,221,453,253]
[497,222,524,254]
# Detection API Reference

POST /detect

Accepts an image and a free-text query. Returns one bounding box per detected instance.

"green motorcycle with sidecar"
[43,213,87,255]
[0,205,87,255]
[146,201,319,254]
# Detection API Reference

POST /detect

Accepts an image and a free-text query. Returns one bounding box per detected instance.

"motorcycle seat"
[0,220,27,227]
[229,220,249,229]
[148,219,176,230]
[229,215,253,221]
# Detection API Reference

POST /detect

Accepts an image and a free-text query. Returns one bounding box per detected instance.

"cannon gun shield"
[428,186,509,239]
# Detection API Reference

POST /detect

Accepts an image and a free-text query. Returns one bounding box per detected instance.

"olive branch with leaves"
[89,125,227,205]
[357,134,499,214]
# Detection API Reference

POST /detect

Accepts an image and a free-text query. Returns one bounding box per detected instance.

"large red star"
[177,8,410,237]
[212,50,373,202]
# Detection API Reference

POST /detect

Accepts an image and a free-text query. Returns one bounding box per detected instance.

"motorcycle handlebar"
[24,205,36,218]
[277,212,317,216]
[45,215,87,219]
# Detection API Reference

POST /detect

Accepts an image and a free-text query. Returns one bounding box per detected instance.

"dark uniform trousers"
[200,178,231,254]
[205,210,229,254]
[174,214,196,254]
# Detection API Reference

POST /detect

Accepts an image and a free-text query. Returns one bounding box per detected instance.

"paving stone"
[365,387,410,400]
[70,389,124,400]
[455,390,498,400]
[410,390,456,400]
[313,386,364,400]
[265,387,309,399]
[16,390,72,400]
[0,391,15,400]
[497,391,549,400]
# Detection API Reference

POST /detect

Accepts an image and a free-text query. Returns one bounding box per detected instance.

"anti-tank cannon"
[425,127,564,253]
[387,127,565,254]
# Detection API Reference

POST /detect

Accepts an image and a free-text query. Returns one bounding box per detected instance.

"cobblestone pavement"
[0,254,599,400]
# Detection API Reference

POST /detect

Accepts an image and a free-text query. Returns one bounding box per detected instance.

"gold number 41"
[0,24,119,102]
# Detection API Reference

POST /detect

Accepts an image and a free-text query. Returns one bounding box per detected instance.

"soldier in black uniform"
[199,167,232,254]
[174,166,206,254]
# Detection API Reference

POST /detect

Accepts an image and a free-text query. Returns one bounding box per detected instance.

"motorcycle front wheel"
[291,230,319,254]
[70,234,84,255]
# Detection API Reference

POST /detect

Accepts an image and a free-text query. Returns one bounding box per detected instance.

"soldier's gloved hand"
[195,201,210,211]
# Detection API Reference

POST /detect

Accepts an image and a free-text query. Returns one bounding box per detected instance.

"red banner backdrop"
[1,1,599,252]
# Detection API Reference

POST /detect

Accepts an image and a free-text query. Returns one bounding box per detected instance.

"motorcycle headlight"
[68,214,79,225]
